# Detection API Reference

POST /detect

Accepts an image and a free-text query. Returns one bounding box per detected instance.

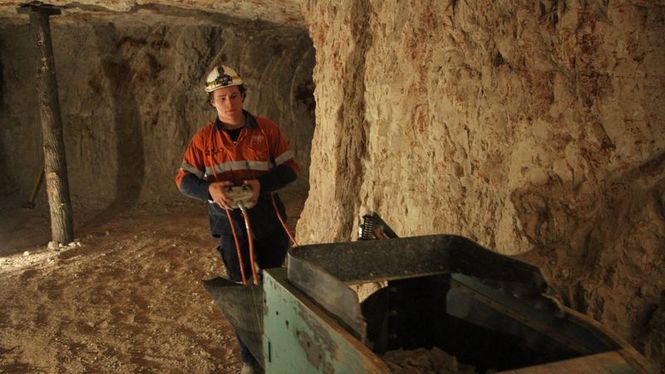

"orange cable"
[225,208,248,285]
[271,193,298,247]
[240,207,259,285]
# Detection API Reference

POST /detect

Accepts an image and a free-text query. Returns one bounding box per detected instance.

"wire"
[271,193,298,247]
[239,203,259,285]
[225,208,248,285]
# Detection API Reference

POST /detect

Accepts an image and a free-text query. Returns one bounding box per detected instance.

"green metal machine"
[203,233,653,373]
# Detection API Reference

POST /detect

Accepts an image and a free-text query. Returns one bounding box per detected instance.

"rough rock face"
[0,16,314,209]
[0,1,304,26]
[298,0,664,369]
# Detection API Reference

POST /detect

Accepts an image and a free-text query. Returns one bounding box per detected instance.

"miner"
[175,64,298,374]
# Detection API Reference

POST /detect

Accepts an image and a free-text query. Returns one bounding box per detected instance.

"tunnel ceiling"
[0,0,305,26]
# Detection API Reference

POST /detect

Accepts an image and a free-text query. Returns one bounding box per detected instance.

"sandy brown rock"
[298,0,664,370]
[1,1,304,27]
[0,205,239,373]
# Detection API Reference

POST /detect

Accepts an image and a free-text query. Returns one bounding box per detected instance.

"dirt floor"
[0,190,307,373]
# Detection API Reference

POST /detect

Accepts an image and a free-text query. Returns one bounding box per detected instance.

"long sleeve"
[260,118,299,193]
[175,131,210,201]
[258,164,297,193]
[177,172,210,200]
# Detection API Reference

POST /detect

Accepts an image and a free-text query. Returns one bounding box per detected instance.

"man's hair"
[208,84,247,107]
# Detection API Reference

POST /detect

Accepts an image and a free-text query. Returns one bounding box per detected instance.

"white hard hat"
[205,65,243,93]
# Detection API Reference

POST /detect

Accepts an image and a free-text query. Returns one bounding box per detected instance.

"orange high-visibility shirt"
[176,112,298,194]
[175,111,298,238]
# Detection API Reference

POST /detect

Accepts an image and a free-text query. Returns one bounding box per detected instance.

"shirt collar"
[214,110,258,130]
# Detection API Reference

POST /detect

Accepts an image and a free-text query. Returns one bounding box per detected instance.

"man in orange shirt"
[176,65,298,373]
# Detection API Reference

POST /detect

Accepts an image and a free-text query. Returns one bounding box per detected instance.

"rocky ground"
[0,190,306,373]
[383,347,475,374]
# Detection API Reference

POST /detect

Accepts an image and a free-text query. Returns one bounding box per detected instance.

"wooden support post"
[18,2,73,245]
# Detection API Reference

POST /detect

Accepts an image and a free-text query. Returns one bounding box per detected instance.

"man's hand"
[243,179,260,206]
[208,181,234,210]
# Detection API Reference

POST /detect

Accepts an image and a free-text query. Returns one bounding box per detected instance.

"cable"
[225,208,248,285]
[238,203,259,285]
[271,193,298,247]
[257,124,298,247]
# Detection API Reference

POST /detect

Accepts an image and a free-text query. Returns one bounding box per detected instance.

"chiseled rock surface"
[2,0,304,26]
[298,0,664,370]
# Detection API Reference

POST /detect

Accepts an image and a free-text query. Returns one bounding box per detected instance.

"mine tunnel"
[0,1,663,373]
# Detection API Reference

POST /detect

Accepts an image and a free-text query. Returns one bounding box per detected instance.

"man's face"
[211,86,244,126]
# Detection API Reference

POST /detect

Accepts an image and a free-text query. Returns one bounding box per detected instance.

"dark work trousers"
[217,225,290,366]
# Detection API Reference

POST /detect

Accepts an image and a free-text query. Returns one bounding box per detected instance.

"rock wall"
[0,16,314,209]
[298,0,664,369]
[0,0,663,370]
[0,1,304,27]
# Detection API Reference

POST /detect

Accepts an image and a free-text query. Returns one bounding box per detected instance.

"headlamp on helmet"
[205,65,243,93]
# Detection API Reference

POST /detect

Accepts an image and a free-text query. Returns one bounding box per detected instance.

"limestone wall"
[298,0,664,368]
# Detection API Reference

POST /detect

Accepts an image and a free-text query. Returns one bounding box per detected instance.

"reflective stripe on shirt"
[274,150,294,166]
[205,160,272,176]
[180,162,204,178]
